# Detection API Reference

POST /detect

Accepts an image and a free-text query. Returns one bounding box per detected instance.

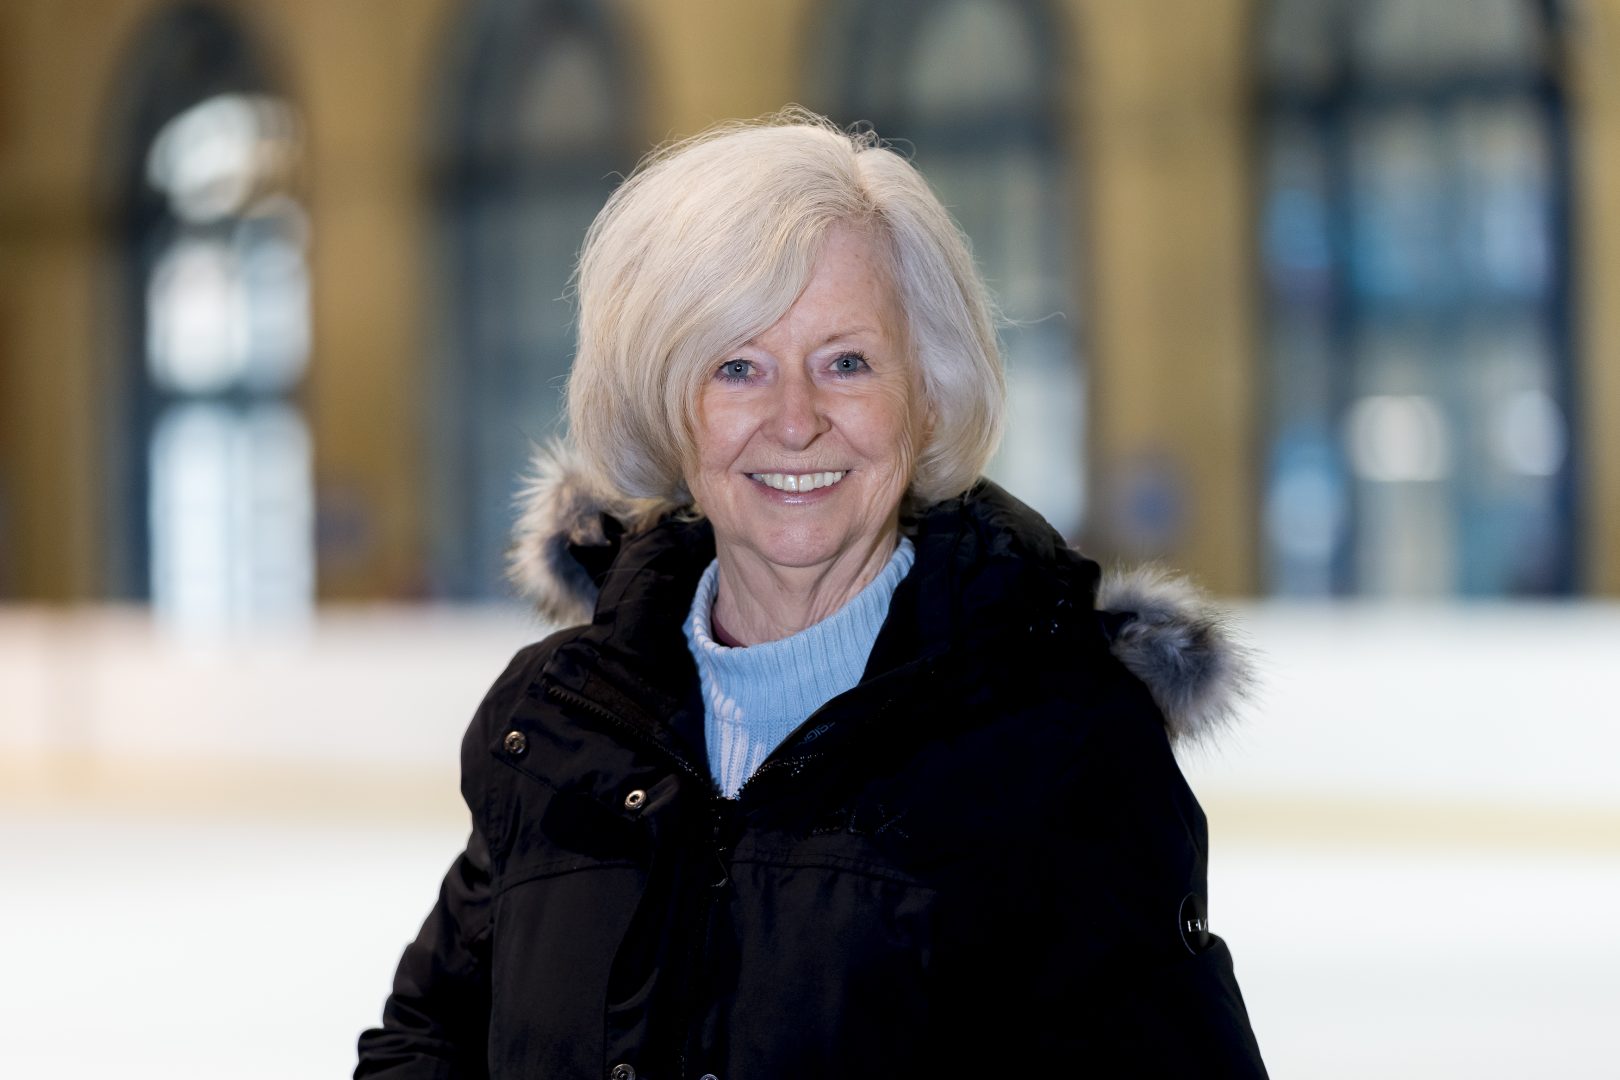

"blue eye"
[830,352,869,375]
[718,359,753,382]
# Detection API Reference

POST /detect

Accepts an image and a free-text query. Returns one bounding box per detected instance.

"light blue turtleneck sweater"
[683,538,916,798]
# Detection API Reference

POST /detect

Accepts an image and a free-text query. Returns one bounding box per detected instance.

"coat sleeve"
[354,645,545,1078]
[1035,674,1270,1077]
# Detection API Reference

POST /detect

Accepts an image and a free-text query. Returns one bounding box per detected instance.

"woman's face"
[687,224,927,578]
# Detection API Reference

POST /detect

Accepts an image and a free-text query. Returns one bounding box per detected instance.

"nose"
[766,370,830,451]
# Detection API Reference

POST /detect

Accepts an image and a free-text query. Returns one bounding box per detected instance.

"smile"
[747,470,847,493]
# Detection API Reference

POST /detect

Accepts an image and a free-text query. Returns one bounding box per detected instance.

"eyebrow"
[821,326,878,344]
[743,325,881,348]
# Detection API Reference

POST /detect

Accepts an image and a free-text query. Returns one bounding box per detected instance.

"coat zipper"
[732,655,941,802]
[540,680,731,1080]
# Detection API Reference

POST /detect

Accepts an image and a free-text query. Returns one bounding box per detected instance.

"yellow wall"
[266,0,450,598]
[0,0,158,600]
[0,0,1613,601]
[1076,0,1258,591]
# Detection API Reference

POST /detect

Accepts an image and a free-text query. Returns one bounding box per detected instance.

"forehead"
[752,224,903,347]
[806,223,895,301]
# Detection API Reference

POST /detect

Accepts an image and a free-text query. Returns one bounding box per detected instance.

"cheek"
[851,381,924,469]
[693,396,753,468]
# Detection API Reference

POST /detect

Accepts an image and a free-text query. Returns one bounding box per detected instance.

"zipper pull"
[711,849,730,889]
[710,801,735,889]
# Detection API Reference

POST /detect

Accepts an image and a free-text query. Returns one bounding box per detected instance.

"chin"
[737,523,858,571]
[751,540,846,572]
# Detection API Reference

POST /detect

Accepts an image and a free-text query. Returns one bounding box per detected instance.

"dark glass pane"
[1453,100,1552,298]
[902,0,1044,117]
[1348,108,1452,306]
[1263,119,1334,304]
[1258,0,1573,597]
[1352,0,1542,82]
[1260,0,1342,95]
[132,68,314,625]
[437,0,629,599]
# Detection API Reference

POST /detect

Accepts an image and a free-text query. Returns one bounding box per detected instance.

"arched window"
[432,0,634,599]
[810,0,1085,537]
[1259,0,1575,595]
[110,5,313,627]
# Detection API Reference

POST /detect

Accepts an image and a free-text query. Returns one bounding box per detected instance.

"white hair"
[565,107,1005,513]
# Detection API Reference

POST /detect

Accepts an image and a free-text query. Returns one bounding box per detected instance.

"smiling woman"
[358,110,1269,1078]
[688,224,928,642]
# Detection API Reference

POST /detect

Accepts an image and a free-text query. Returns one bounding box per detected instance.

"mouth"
[746,470,847,493]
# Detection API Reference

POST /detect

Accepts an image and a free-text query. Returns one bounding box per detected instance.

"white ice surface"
[4,604,1620,1076]
[3,814,1618,1078]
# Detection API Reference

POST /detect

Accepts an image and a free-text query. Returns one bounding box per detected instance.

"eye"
[717,358,754,382]
[829,351,870,376]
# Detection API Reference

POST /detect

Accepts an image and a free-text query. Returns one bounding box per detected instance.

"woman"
[358,113,1267,1078]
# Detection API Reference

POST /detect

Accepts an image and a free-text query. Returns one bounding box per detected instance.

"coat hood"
[508,446,1255,745]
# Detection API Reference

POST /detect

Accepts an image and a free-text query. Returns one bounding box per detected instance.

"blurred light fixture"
[1345,394,1452,482]
[146,93,300,223]
[1491,388,1566,477]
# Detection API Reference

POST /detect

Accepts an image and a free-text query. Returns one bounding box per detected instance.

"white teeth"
[749,470,847,493]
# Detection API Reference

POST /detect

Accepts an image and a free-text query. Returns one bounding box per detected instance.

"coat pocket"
[486,863,646,1078]
[716,858,939,1076]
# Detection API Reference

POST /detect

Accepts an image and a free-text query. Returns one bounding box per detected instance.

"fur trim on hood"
[508,445,1255,745]
[508,443,622,629]
[1095,567,1256,746]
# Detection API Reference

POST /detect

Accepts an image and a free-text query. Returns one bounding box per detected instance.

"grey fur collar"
[509,446,1254,745]
[1094,566,1256,746]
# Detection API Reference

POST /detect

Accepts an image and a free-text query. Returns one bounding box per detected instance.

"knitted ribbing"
[684,538,916,798]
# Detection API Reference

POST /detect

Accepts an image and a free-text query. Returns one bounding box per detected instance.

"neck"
[711,531,900,645]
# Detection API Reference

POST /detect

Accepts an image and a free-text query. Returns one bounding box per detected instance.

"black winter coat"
[356,476,1268,1079]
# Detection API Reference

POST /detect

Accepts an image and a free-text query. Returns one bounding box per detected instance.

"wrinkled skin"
[685,224,929,644]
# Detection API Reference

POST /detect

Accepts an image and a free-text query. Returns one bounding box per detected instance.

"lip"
[744,470,848,504]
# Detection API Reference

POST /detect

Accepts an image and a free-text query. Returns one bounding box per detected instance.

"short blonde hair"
[565,108,1005,511]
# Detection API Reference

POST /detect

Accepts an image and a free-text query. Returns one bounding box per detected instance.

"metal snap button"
[623,788,647,811]
[700,1073,719,1080]
[609,1065,636,1080]
[502,730,527,756]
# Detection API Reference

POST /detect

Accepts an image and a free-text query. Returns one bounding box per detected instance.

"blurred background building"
[5,0,1618,613]
[1,1,1618,1077]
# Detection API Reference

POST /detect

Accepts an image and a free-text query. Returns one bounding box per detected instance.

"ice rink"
[4,604,1618,1077]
